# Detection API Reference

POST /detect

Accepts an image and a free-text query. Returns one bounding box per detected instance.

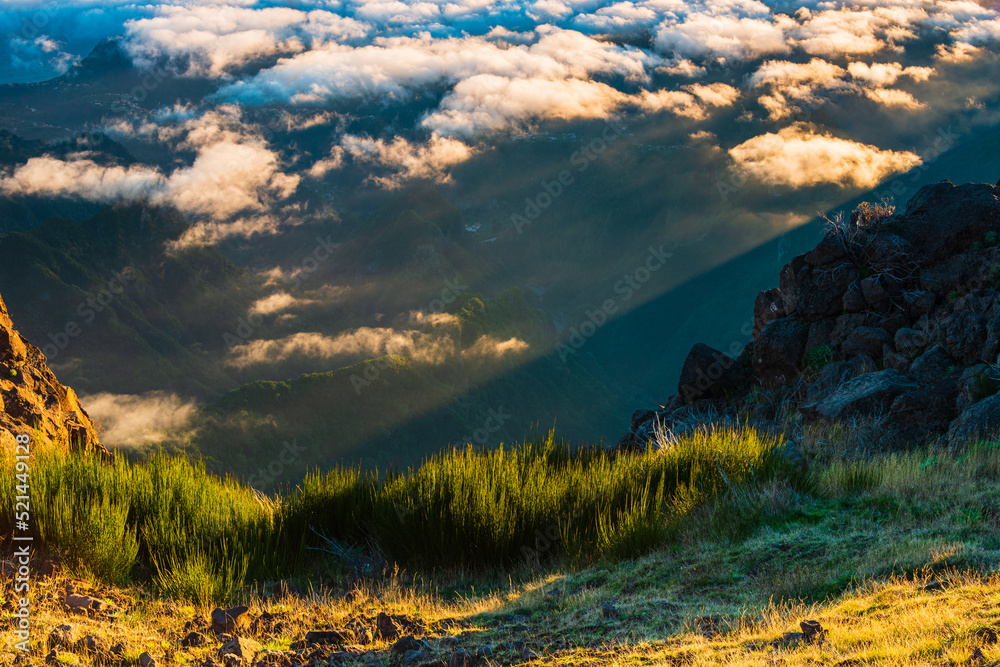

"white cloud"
[340,133,475,186]
[83,391,197,447]
[728,123,921,189]
[0,157,165,201]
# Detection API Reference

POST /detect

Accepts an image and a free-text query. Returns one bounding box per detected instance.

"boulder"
[211,605,249,634]
[884,380,961,447]
[893,181,1000,262]
[939,293,994,366]
[805,317,836,352]
[801,370,920,421]
[894,328,928,357]
[219,637,260,663]
[842,281,866,312]
[830,313,871,348]
[908,345,955,384]
[841,327,893,359]
[753,317,808,388]
[947,392,1000,445]
[860,277,891,312]
[805,354,877,405]
[903,289,937,317]
[0,291,103,455]
[753,288,785,337]
[677,343,749,403]
[883,344,910,374]
[804,236,847,266]
[780,256,859,320]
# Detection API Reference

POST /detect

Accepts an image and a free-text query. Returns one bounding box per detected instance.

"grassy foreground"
[2,427,1000,665]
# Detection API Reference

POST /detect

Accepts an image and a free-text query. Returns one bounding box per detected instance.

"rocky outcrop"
[0,291,103,455]
[619,180,1000,449]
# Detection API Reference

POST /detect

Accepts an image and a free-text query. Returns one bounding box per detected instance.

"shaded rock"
[48,624,76,649]
[800,619,825,644]
[139,652,156,667]
[894,328,928,357]
[830,313,870,348]
[753,317,808,388]
[843,281,866,313]
[841,327,893,359]
[630,409,655,433]
[805,354,877,405]
[449,650,476,667]
[80,635,106,655]
[390,636,422,656]
[805,317,836,352]
[475,645,493,659]
[678,343,748,403]
[753,288,785,336]
[601,601,619,619]
[0,291,102,455]
[780,256,859,320]
[181,632,207,648]
[804,235,847,266]
[893,181,1000,262]
[861,277,891,312]
[908,344,956,384]
[211,605,249,634]
[887,381,962,443]
[904,289,937,317]
[883,345,911,374]
[947,393,1000,445]
[377,612,400,640]
[304,630,354,645]
[801,370,920,421]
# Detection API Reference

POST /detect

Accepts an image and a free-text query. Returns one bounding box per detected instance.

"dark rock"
[801,370,920,421]
[48,625,76,649]
[940,296,993,365]
[377,612,400,640]
[908,344,956,384]
[304,629,354,644]
[805,354,877,405]
[893,181,1000,262]
[475,645,493,658]
[139,652,156,667]
[211,606,249,634]
[878,312,909,337]
[390,635,422,656]
[80,635,106,654]
[947,392,1000,445]
[804,236,847,266]
[805,317,836,352]
[449,650,476,667]
[780,256,859,320]
[630,409,655,432]
[678,343,749,402]
[883,345,910,374]
[181,632,207,647]
[885,380,961,446]
[841,327,893,359]
[601,601,619,619]
[753,317,808,388]
[843,281,866,312]
[830,313,870,348]
[799,620,825,644]
[861,277,891,312]
[894,327,928,357]
[753,288,785,336]
[903,289,937,317]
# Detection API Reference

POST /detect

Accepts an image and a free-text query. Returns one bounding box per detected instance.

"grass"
[0,426,798,605]
[3,425,1000,666]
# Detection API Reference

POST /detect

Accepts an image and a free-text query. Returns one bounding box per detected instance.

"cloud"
[249,291,316,315]
[124,4,370,76]
[340,133,475,186]
[224,328,455,368]
[654,15,791,60]
[0,157,165,201]
[728,123,921,189]
[83,391,197,447]
[461,335,529,361]
[1,107,301,228]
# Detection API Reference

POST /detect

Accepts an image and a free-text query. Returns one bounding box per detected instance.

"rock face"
[0,291,103,455]
[619,180,1000,449]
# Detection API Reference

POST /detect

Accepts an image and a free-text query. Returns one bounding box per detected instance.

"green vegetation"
[1,427,796,604]
[803,344,835,374]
